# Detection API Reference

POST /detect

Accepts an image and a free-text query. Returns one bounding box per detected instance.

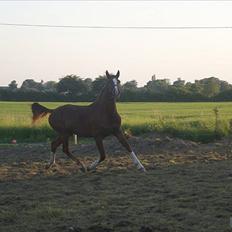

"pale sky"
[0,1,232,87]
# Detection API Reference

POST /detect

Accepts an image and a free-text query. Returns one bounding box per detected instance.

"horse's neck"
[95,90,117,115]
[105,99,117,115]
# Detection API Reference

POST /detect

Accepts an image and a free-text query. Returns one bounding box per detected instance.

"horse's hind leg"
[47,136,62,169]
[62,136,86,173]
[114,129,146,172]
[87,136,106,171]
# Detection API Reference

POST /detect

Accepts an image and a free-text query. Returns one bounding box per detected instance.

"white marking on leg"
[88,159,100,170]
[130,151,146,172]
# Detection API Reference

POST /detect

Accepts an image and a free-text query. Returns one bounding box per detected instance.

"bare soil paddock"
[1,133,232,232]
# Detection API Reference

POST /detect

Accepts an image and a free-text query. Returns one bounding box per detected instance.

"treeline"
[1,74,232,102]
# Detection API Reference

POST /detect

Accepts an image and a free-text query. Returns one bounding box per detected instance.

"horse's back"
[48,104,93,134]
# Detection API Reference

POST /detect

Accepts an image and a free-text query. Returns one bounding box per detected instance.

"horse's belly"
[73,126,94,137]
[49,109,120,138]
[48,111,91,136]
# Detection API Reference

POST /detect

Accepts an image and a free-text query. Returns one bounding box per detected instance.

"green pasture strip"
[0,101,232,143]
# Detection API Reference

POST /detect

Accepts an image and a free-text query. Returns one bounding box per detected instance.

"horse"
[31,70,146,172]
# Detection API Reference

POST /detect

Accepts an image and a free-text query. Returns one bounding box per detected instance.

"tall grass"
[0,101,232,143]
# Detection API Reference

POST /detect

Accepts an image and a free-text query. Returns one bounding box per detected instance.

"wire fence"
[1,22,232,30]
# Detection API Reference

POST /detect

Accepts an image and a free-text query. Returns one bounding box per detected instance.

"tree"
[57,75,87,96]
[185,82,201,95]
[145,79,170,94]
[120,80,139,101]
[92,75,108,97]
[220,80,232,92]
[199,77,220,97]
[83,78,93,92]
[43,81,57,92]
[21,79,43,91]
[173,78,185,87]
[8,80,17,90]
[122,80,137,90]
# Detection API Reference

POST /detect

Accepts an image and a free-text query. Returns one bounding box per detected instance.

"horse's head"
[105,70,121,98]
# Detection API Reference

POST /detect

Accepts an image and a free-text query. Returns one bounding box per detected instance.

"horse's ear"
[106,70,110,79]
[116,70,120,79]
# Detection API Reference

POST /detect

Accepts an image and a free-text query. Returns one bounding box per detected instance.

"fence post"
[74,134,78,145]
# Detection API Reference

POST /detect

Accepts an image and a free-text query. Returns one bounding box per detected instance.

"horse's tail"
[31,102,53,124]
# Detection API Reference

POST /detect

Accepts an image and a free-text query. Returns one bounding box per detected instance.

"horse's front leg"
[87,136,106,171]
[114,129,146,172]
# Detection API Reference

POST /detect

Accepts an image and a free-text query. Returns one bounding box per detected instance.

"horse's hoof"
[80,165,86,173]
[139,166,147,173]
[87,166,96,172]
[45,164,52,169]
[45,162,56,170]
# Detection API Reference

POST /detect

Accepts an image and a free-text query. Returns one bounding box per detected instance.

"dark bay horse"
[31,71,146,172]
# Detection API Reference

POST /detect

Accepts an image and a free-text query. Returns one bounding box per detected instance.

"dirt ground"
[1,133,232,232]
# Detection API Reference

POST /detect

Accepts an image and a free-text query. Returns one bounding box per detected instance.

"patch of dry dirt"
[1,133,232,232]
[0,133,231,180]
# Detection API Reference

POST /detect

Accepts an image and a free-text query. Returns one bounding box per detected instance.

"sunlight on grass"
[0,101,232,143]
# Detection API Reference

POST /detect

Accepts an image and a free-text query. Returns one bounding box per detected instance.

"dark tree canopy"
[57,75,88,97]
[1,74,232,102]
[21,79,43,92]
[145,79,170,94]
[122,80,138,90]
[8,80,17,90]
[92,76,108,97]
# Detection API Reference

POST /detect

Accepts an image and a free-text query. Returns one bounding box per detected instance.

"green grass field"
[0,101,232,143]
